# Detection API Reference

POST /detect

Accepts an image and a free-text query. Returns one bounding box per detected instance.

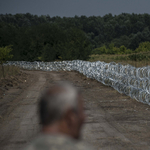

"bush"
[128,53,150,61]
[0,45,13,78]
[92,44,133,55]
[135,41,150,53]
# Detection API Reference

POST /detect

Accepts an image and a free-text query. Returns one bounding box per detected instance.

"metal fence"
[6,60,150,105]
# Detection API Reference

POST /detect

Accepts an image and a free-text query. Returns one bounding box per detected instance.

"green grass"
[0,65,20,79]
[88,54,150,67]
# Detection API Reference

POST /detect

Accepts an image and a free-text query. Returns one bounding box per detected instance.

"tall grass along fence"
[0,65,20,79]
[6,61,150,105]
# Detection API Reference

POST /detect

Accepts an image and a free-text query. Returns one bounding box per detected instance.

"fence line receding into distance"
[6,60,150,105]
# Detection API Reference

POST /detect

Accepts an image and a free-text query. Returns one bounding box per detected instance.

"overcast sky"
[0,0,150,17]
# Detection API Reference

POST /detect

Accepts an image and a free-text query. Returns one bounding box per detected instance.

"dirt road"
[0,70,150,150]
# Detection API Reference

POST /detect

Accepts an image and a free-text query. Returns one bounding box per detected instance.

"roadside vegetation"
[1,13,150,62]
[0,45,13,78]
[1,13,150,67]
[89,54,150,67]
[0,65,20,79]
[89,42,150,67]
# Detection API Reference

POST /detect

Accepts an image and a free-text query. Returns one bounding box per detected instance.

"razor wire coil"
[5,60,150,105]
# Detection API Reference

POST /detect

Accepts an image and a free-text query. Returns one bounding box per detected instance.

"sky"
[0,0,150,17]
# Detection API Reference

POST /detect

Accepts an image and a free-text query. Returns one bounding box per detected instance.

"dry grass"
[89,54,150,67]
[0,65,20,79]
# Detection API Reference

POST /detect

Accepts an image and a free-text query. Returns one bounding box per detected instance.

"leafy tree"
[2,13,150,60]
[41,44,56,61]
[0,45,13,78]
[135,41,150,53]
[92,45,107,55]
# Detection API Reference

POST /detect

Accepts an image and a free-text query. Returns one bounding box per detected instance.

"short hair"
[39,82,81,125]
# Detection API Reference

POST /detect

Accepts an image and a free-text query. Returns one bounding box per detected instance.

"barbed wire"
[6,60,150,105]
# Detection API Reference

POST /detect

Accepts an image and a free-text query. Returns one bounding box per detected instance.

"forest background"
[1,13,150,63]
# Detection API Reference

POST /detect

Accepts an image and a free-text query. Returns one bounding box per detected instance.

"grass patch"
[89,54,150,67]
[0,65,20,79]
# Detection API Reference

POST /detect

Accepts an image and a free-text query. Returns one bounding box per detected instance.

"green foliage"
[36,26,91,61]
[41,44,56,61]
[128,53,150,61]
[0,45,13,64]
[1,13,150,61]
[92,44,132,55]
[91,41,150,62]
[0,45,13,78]
[92,45,107,55]
[135,41,150,53]
[126,41,150,61]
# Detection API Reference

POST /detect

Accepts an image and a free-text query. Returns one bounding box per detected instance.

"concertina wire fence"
[6,60,150,105]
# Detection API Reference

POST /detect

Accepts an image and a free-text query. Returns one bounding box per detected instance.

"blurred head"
[39,82,85,139]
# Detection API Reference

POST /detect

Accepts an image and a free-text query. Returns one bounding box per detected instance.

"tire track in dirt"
[1,71,150,150]
[0,71,46,150]
[57,71,150,150]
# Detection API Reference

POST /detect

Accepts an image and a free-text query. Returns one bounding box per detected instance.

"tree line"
[0,13,150,61]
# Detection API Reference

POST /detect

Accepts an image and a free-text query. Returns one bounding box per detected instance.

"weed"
[0,65,20,79]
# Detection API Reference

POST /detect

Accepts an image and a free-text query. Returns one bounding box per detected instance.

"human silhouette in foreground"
[25,82,94,150]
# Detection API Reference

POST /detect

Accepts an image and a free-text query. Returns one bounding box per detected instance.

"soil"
[0,70,150,150]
